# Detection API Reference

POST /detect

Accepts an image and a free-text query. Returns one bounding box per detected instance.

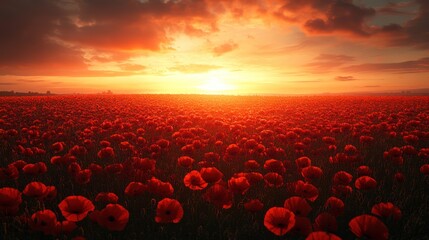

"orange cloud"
[335,76,357,81]
[212,42,238,56]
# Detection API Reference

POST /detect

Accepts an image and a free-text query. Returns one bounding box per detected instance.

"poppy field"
[1,95,429,240]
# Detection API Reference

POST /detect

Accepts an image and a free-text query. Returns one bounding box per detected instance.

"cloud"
[363,85,380,88]
[15,79,46,83]
[374,0,429,49]
[0,0,428,79]
[335,76,356,81]
[0,0,87,71]
[342,57,429,73]
[306,54,355,73]
[377,1,416,15]
[170,64,221,74]
[212,42,238,56]
[304,1,375,36]
[288,80,321,83]
[0,0,221,76]
[0,82,16,85]
[0,67,143,77]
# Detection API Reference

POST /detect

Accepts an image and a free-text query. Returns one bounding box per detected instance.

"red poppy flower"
[244,199,264,212]
[227,176,250,195]
[371,202,402,221]
[418,148,429,160]
[283,196,312,217]
[156,139,170,148]
[301,166,323,181]
[264,159,286,174]
[264,207,296,236]
[74,169,92,184]
[23,182,49,200]
[359,135,374,144]
[0,164,19,180]
[314,212,338,232]
[203,183,233,209]
[132,157,156,171]
[225,143,240,156]
[0,187,22,215]
[58,195,95,222]
[356,165,372,177]
[124,182,147,196]
[51,141,65,153]
[349,214,388,240]
[200,167,223,183]
[333,171,353,185]
[104,163,124,175]
[180,144,194,155]
[95,192,119,204]
[89,163,103,174]
[264,172,284,187]
[147,177,174,197]
[96,204,129,231]
[177,156,194,168]
[11,160,27,170]
[244,160,260,170]
[97,147,115,159]
[22,162,47,175]
[70,145,87,156]
[296,157,311,170]
[322,136,336,145]
[295,180,319,202]
[401,145,417,155]
[44,186,57,201]
[68,162,82,176]
[324,197,344,216]
[155,198,184,223]
[184,170,208,190]
[383,147,403,165]
[344,144,358,156]
[244,172,264,185]
[306,231,342,240]
[420,164,429,175]
[56,220,77,234]
[119,141,133,151]
[28,209,58,235]
[203,152,220,163]
[355,176,377,190]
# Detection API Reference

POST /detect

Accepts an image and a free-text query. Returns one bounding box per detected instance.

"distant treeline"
[0,91,54,96]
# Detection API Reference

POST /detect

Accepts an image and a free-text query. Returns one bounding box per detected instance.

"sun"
[198,77,235,93]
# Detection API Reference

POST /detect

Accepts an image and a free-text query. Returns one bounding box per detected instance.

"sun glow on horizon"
[197,77,235,94]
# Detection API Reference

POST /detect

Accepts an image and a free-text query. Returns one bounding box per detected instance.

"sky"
[0,0,428,95]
